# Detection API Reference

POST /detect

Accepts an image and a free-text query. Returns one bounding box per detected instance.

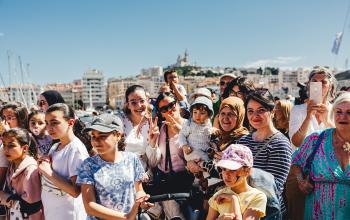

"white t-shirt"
[0,144,8,167]
[289,103,332,151]
[41,137,89,220]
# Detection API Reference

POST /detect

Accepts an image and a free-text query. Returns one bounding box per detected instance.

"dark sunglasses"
[158,101,176,113]
[219,81,228,86]
[37,100,47,107]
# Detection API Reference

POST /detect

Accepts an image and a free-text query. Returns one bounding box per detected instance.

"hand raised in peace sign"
[148,116,160,148]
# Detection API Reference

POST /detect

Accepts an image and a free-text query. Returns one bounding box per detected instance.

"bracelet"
[296,173,304,182]
[297,127,304,135]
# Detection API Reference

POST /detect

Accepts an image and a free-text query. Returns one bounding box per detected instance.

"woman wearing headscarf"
[38,90,66,112]
[187,97,249,200]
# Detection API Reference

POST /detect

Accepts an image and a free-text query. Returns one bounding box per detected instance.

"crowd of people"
[0,67,349,220]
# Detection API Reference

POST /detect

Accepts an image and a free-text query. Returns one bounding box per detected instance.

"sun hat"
[216,144,253,170]
[189,88,212,104]
[190,96,214,117]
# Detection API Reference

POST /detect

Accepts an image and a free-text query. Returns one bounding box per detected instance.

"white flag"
[331,32,343,55]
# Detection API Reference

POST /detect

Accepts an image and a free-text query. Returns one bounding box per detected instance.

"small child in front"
[206,144,267,220]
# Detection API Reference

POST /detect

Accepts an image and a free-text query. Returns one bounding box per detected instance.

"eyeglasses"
[220,81,229,86]
[247,108,269,116]
[158,101,176,113]
[230,90,244,97]
[2,115,16,121]
[37,100,47,107]
[128,99,146,106]
[335,111,350,117]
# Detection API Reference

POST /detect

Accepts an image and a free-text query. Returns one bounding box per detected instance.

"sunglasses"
[220,81,229,86]
[37,100,47,107]
[158,101,176,113]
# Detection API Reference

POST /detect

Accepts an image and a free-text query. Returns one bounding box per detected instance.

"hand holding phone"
[309,82,322,104]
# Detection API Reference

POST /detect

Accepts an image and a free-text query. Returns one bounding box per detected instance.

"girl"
[77,113,152,220]
[38,103,89,220]
[118,85,157,181]
[0,102,28,130]
[28,110,52,156]
[0,128,43,220]
[206,144,267,220]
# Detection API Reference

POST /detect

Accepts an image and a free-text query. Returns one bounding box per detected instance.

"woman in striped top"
[237,89,292,217]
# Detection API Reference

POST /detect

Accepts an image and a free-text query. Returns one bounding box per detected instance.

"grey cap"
[83,113,123,133]
[190,96,214,117]
[189,88,212,104]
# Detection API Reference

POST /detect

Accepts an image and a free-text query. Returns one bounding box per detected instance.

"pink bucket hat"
[216,144,253,170]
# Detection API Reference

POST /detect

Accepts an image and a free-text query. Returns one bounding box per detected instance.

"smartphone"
[309,81,322,104]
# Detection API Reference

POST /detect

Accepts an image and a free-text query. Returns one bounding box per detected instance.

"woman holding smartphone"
[286,66,336,220]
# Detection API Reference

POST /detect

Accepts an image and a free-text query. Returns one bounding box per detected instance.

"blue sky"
[0,0,349,84]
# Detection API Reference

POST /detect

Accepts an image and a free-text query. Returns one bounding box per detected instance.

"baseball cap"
[216,144,253,170]
[83,113,123,133]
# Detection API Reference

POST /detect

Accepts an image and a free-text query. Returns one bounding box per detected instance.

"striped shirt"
[238,132,292,213]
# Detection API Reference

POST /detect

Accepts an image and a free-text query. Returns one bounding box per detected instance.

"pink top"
[6,156,44,220]
[158,124,186,173]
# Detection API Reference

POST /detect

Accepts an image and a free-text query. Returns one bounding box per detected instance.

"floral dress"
[292,128,350,220]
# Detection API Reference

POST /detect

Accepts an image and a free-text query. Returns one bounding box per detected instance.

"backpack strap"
[304,130,327,174]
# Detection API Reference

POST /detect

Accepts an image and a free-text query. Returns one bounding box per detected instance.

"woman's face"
[38,95,49,112]
[334,101,350,131]
[309,73,331,100]
[219,106,238,132]
[230,85,245,101]
[2,108,19,128]
[158,96,179,121]
[247,99,272,130]
[126,90,148,117]
[90,130,120,155]
[273,103,284,121]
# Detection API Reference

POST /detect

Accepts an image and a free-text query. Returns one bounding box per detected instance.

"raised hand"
[163,113,181,132]
[148,116,160,148]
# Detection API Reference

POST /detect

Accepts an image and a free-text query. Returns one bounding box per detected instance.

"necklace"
[334,130,350,153]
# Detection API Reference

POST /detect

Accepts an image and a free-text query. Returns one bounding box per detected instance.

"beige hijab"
[216,97,249,150]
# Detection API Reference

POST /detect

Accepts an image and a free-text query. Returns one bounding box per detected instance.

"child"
[0,102,29,130]
[206,144,267,220]
[77,113,152,219]
[179,96,213,184]
[38,103,88,220]
[28,110,52,156]
[0,128,44,220]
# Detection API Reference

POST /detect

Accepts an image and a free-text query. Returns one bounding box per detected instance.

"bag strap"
[305,130,327,173]
[253,132,278,160]
[164,125,173,172]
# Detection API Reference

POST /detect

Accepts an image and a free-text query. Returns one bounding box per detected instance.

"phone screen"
[309,82,322,104]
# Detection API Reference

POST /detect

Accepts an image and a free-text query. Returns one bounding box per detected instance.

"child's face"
[2,135,27,163]
[126,90,148,118]
[45,111,71,140]
[221,167,248,187]
[2,108,19,128]
[29,113,47,137]
[192,107,209,125]
[90,130,120,155]
[166,72,179,84]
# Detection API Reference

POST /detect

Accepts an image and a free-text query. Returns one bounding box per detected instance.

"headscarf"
[216,97,249,149]
[41,90,65,106]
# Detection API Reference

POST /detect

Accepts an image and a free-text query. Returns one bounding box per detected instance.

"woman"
[237,89,292,216]
[187,97,249,199]
[215,77,255,129]
[287,66,336,219]
[38,90,65,112]
[118,85,156,181]
[147,92,193,220]
[291,92,350,219]
[77,113,152,220]
[273,100,293,138]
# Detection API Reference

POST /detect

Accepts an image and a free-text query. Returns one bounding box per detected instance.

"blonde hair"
[273,100,293,131]
[331,91,350,120]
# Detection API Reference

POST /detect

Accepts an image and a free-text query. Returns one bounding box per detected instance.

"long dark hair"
[123,85,146,115]
[0,102,29,129]
[154,92,177,127]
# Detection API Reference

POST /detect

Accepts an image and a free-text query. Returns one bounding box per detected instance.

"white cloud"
[243,56,303,68]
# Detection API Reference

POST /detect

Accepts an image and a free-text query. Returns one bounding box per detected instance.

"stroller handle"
[148,193,190,203]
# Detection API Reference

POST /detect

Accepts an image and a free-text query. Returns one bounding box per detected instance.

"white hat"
[189,88,212,104]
